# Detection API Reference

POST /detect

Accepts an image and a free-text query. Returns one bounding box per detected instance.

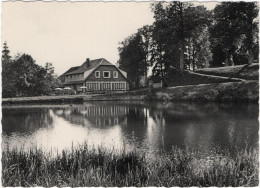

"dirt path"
[185,70,246,82]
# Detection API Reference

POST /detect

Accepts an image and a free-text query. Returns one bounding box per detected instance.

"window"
[103,71,110,78]
[95,71,100,78]
[113,71,118,78]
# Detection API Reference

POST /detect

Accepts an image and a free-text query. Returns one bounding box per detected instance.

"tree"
[237,2,259,64]
[118,30,150,88]
[187,26,212,70]
[2,42,11,64]
[44,62,59,92]
[151,2,211,74]
[2,53,59,98]
[210,2,259,66]
[137,25,153,85]
[2,42,14,97]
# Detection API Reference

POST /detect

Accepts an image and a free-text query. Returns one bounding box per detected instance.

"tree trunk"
[247,17,254,64]
[180,43,184,72]
[224,58,228,66]
[248,49,254,64]
[192,46,195,71]
[188,51,191,70]
[160,60,164,85]
[179,3,185,73]
[229,55,234,66]
[144,59,148,86]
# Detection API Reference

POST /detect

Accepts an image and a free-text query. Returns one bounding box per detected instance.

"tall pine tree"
[2,42,11,64]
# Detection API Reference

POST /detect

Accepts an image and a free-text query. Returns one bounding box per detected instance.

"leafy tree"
[137,25,153,85]
[187,26,212,70]
[210,2,259,66]
[237,2,259,64]
[118,30,150,88]
[11,54,44,96]
[151,2,211,72]
[44,62,59,92]
[119,2,211,85]
[2,52,59,97]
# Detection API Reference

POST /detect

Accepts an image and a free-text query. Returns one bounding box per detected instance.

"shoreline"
[2,80,259,104]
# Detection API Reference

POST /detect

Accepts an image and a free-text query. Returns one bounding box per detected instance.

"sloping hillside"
[88,80,259,102]
[154,81,259,102]
[195,63,259,80]
[166,63,258,87]
[166,69,242,87]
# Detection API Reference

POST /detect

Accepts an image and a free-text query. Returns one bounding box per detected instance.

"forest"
[118,2,259,87]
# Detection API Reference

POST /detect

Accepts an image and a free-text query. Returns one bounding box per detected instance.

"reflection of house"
[59,58,129,92]
[79,105,129,117]
[53,105,129,127]
[83,105,128,127]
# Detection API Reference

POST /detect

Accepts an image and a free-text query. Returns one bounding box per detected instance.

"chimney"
[86,58,90,67]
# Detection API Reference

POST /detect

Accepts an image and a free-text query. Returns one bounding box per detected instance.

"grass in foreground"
[2,145,259,187]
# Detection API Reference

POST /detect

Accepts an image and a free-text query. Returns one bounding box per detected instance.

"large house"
[60,58,129,93]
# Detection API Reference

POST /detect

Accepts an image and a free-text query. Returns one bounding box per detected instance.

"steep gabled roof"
[99,58,113,66]
[65,58,111,75]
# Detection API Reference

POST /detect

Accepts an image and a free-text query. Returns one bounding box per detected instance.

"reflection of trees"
[122,107,147,143]
[148,102,258,151]
[53,105,128,128]
[145,108,166,151]
[2,108,54,135]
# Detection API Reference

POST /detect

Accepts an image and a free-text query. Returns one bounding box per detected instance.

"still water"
[2,101,259,154]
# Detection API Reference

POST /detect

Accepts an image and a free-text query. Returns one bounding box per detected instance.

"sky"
[2,1,218,76]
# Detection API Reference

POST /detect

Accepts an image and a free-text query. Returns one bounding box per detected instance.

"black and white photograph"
[1,1,259,187]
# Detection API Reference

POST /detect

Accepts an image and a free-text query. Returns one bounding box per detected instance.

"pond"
[2,101,259,154]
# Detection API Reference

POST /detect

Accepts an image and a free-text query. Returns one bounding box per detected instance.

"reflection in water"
[2,102,259,154]
[146,109,166,152]
[54,105,128,128]
[2,108,54,135]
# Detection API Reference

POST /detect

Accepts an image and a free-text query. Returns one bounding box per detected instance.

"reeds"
[2,144,258,187]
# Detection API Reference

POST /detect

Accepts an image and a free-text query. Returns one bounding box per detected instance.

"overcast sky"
[2,2,218,75]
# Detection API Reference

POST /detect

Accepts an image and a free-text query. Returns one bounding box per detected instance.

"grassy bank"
[2,145,258,187]
[152,80,259,102]
[2,94,85,104]
[2,81,259,104]
[195,63,259,80]
[89,81,258,102]
[165,63,258,87]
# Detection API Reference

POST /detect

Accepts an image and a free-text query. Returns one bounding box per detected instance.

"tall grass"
[2,144,258,187]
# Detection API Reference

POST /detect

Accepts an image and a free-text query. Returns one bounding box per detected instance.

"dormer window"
[113,71,118,78]
[95,71,100,78]
[103,71,110,78]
